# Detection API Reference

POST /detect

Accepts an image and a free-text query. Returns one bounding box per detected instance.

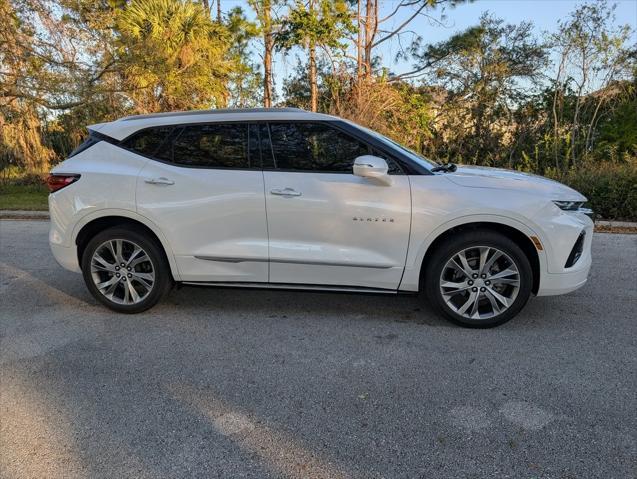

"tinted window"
[154,128,182,163]
[268,122,370,173]
[260,123,275,168]
[122,126,173,157]
[68,133,100,158]
[169,124,250,168]
[358,124,436,169]
[248,124,261,166]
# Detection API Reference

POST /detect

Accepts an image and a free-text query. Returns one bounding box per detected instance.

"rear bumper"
[50,242,81,273]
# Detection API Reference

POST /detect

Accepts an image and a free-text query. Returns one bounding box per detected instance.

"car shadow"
[161,284,450,328]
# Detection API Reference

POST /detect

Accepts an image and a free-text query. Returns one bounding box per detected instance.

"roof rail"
[120,107,306,121]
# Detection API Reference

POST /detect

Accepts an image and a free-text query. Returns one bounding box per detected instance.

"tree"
[1,0,117,112]
[226,6,263,107]
[278,0,354,111]
[249,0,284,107]
[0,0,83,172]
[595,88,637,159]
[549,0,635,167]
[115,0,234,111]
[355,0,466,80]
[2,0,243,172]
[199,0,220,21]
[418,14,548,165]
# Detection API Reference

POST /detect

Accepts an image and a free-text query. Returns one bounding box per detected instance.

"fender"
[71,208,182,281]
[399,213,550,292]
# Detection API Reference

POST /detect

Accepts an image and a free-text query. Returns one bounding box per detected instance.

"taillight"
[46,174,80,193]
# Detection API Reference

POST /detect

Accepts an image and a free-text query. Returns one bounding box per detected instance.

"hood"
[445,165,586,201]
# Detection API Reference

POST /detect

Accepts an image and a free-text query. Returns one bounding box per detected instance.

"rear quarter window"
[68,132,101,158]
[121,126,174,157]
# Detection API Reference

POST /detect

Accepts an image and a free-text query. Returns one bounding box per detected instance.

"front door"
[135,122,269,283]
[261,122,411,290]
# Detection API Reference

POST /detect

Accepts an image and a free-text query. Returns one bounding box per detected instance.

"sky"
[223,0,636,96]
[215,0,637,96]
[414,0,637,41]
[376,0,637,77]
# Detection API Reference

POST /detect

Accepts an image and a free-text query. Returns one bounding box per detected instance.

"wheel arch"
[414,219,543,295]
[73,210,181,281]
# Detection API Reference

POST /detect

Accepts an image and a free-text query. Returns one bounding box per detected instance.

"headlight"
[553,200,585,211]
[553,200,594,219]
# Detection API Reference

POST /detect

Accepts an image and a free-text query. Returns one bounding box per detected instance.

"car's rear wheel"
[424,230,533,328]
[81,227,172,313]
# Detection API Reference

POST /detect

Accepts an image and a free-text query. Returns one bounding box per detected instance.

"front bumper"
[536,256,591,296]
[536,213,593,296]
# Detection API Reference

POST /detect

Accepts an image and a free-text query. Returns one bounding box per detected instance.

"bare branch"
[371,2,428,48]
[378,0,420,24]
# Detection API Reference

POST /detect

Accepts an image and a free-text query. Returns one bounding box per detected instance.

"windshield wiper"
[431,163,457,173]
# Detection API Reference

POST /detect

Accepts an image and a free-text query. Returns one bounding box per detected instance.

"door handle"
[270,187,302,197]
[144,177,175,185]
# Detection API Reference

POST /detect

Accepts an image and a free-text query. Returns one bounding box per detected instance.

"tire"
[424,229,533,328]
[81,226,173,313]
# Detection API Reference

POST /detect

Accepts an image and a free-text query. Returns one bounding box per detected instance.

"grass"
[0,184,49,211]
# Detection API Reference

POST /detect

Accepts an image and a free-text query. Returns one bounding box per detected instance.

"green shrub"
[548,159,637,221]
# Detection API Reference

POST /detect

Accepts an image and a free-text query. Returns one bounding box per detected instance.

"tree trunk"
[262,0,273,108]
[362,0,377,77]
[552,50,568,171]
[571,96,582,166]
[309,40,317,112]
[308,0,317,112]
[585,95,606,156]
[217,0,221,22]
[570,51,588,166]
[356,0,362,80]
[552,85,562,170]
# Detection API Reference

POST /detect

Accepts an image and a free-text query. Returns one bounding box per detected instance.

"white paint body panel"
[398,173,592,295]
[263,171,411,289]
[49,109,593,301]
[48,142,147,250]
[136,161,269,282]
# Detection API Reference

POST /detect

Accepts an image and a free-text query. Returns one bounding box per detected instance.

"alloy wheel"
[90,239,155,305]
[439,246,521,320]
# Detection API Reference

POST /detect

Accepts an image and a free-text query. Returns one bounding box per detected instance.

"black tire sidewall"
[425,230,533,328]
[81,227,172,313]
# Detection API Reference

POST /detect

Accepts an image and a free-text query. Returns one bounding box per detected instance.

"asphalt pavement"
[1,220,635,479]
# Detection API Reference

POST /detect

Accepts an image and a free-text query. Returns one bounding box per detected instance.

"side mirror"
[353,155,391,185]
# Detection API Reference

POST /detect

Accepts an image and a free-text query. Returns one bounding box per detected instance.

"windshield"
[354,123,438,169]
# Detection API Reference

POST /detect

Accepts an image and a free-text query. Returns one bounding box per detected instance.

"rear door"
[261,122,412,290]
[134,123,269,283]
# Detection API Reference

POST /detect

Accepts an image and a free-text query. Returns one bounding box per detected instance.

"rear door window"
[168,124,251,169]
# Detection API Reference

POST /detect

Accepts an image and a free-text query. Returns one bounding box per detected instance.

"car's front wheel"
[424,230,533,328]
[81,227,172,313]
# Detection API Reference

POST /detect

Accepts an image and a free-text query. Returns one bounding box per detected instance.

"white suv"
[48,108,593,327]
